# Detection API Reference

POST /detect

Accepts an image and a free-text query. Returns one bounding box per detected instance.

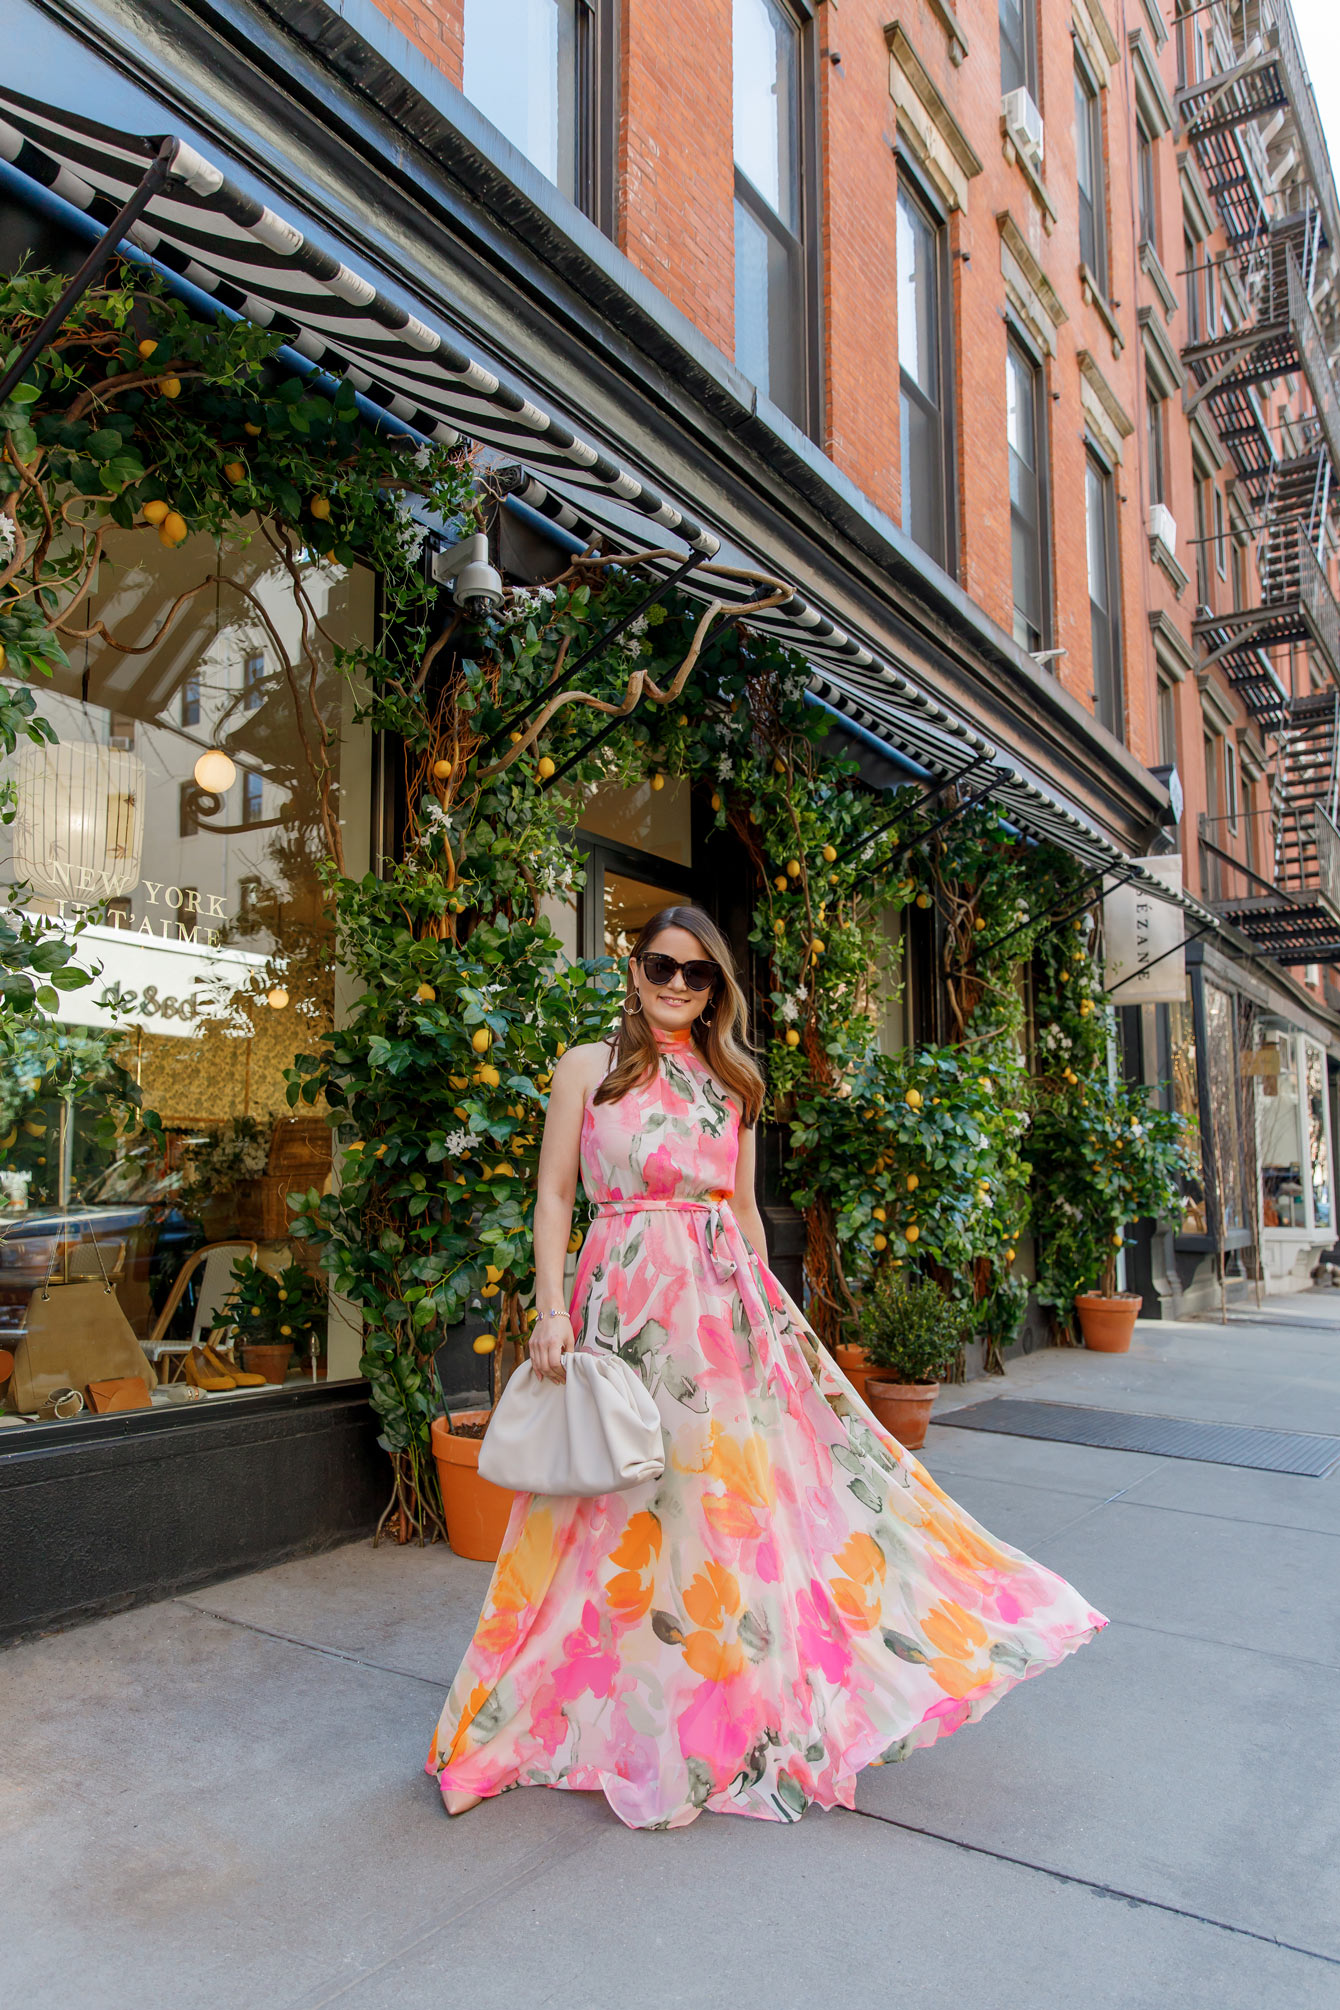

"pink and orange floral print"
[428,1026,1106,1829]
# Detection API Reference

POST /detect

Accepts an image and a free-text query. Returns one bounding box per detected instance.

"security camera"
[431,531,504,613]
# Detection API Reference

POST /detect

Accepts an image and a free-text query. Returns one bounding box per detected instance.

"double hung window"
[1006,336,1049,651]
[998,0,1038,98]
[733,0,810,428]
[1085,448,1122,737]
[898,180,955,572]
[1075,58,1108,292]
[463,0,615,227]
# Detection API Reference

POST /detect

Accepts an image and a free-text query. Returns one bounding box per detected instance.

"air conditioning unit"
[1148,503,1178,558]
[1002,88,1045,170]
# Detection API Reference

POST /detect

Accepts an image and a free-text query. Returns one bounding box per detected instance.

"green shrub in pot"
[862,1268,964,1387]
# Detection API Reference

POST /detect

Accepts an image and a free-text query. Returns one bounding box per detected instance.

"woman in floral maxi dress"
[428,906,1106,1829]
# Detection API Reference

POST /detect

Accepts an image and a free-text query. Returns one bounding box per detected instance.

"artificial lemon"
[873,1206,886,1222]
[774,875,788,892]
[873,1234,887,1252]
[567,1229,583,1253]
[160,376,181,399]
[710,792,722,812]
[415,982,436,1003]
[160,511,188,547]
[222,462,246,485]
[786,859,800,877]
[650,774,665,791]
[1079,998,1094,1016]
[137,338,158,360]
[1005,1246,1016,1262]
[784,1028,801,1047]
[905,1224,920,1243]
[905,1088,923,1111]
[477,1064,500,1088]
[433,757,453,779]
[279,1324,293,1337]
[473,1333,497,1355]
[244,420,262,436]
[1112,1231,1124,1247]
[480,1282,499,1298]
[916,892,931,909]
[822,844,836,863]
[809,939,824,958]
[537,756,556,780]
[974,917,986,931]
[309,495,331,520]
[485,1264,504,1284]
[471,1028,492,1053]
[906,1174,919,1191]
[142,499,170,526]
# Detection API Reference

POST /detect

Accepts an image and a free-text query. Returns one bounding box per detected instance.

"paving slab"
[854,1611,1340,1961]
[1034,1498,1340,1668]
[920,1418,1172,1498]
[180,1538,494,1687]
[1115,1455,1340,1536]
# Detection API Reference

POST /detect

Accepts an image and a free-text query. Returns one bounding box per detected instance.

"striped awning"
[0,84,1170,889]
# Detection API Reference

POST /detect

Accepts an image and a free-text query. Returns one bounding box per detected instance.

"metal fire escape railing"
[1202,691,1340,962]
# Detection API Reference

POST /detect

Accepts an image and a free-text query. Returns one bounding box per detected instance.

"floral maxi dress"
[428,1026,1107,1829]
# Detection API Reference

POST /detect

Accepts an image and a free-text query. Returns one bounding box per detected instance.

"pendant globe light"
[11,741,146,905]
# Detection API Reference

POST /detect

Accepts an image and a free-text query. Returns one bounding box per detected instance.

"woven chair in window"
[145,1241,258,1383]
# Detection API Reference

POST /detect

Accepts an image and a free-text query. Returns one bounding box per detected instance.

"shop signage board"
[34,919,269,1038]
[1104,857,1186,1004]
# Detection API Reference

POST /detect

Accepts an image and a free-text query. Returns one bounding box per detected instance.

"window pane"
[1007,343,1044,650]
[733,0,799,227]
[999,0,1030,96]
[1075,66,1101,278]
[1260,1034,1306,1230]
[604,871,687,960]
[734,195,801,417]
[463,0,578,197]
[1085,459,1109,611]
[901,384,947,568]
[0,522,375,1413]
[897,188,939,400]
[1086,454,1120,733]
[1306,1042,1331,1229]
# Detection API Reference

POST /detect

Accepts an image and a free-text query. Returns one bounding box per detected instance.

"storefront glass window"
[1204,983,1244,1232]
[604,871,690,958]
[573,777,691,866]
[1258,1031,1307,1230]
[0,526,372,1428]
[1305,1040,1332,1232]
[1166,997,1205,1232]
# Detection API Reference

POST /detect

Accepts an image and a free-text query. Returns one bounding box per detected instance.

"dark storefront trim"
[0,1384,383,1645]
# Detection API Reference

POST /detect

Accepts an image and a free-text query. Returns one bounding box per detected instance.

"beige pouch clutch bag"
[478,1352,664,1497]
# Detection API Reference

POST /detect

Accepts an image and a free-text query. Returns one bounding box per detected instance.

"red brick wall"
[619,0,735,353]
[376,0,463,88]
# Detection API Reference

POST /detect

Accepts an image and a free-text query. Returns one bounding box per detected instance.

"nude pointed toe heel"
[442,1789,483,1817]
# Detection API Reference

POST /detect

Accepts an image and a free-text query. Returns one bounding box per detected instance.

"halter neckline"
[651,1024,695,1048]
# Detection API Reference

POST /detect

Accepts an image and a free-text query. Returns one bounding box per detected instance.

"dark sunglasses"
[637,950,721,993]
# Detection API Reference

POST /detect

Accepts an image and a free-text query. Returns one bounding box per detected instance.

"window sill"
[1000,127,1058,233]
[1139,237,1179,322]
[927,0,969,65]
[1080,264,1125,356]
[1149,532,1190,597]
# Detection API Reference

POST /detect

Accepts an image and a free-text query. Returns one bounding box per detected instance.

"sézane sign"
[39,914,269,1040]
[1104,857,1186,1004]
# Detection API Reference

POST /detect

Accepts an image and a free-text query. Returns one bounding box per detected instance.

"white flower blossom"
[716,755,734,780]
[779,993,803,1023]
[0,516,14,562]
[411,444,435,471]
[445,1128,481,1156]
[509,585,557,619]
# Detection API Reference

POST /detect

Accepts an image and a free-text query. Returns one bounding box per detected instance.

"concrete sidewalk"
[6,1297,1340,2010]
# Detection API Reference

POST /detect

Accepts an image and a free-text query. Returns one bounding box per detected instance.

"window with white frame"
[733,0,810,428]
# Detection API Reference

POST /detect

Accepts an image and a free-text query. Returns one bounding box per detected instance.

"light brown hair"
[594,905,765,1126]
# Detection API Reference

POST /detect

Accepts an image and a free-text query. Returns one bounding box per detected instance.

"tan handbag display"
[9,1236,155,1416]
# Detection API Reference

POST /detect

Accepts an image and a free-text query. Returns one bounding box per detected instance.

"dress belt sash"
[590,1196,738,1282]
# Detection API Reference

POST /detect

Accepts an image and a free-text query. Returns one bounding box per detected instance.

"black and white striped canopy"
[0,84,1175,895]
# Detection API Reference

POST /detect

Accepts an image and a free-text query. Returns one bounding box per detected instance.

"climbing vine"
[2,266,1192,1539]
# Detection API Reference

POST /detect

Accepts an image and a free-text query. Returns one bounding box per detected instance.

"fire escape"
[1178,1,1340,960]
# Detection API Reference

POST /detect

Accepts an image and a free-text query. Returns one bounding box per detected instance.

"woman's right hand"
[529,1311,575,1383]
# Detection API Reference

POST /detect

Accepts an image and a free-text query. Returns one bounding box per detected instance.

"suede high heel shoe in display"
[201,1341,266,1387]
[183,1346,235,1392]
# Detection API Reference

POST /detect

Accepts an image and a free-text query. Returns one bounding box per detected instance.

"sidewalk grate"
[934,1399,1340,1476]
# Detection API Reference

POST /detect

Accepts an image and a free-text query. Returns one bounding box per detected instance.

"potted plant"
[1032,1076,1194,1352]
[219,1256,325,1383]
[430,1295,524,1560]
[860,1267,965,1449]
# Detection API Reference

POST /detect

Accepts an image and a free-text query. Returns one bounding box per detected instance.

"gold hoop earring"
[623,989,644,1016]
[699,997,716,1027]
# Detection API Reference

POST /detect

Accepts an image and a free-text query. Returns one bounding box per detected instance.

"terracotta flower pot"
[431,1411,515,1562]
[864,1377,938,1450]
[832,1344,874,1404]
[238,1342,294,1384]
[1075,1292,1142,1353]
